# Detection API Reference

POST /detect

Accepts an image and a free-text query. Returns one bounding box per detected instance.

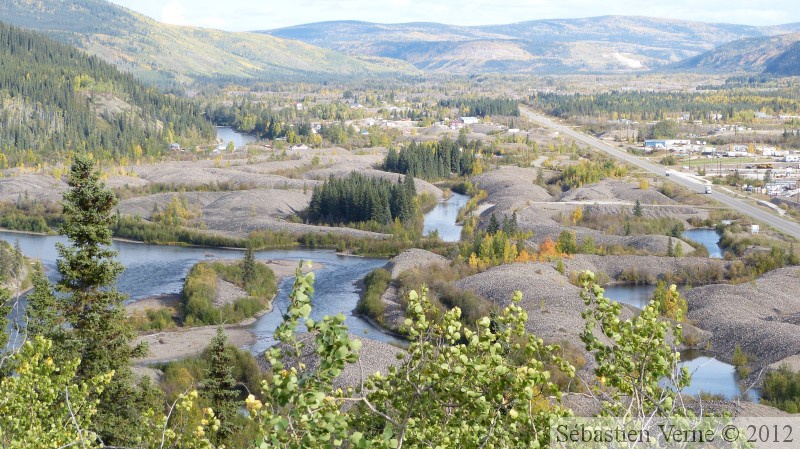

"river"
[0,192,471,349]
[0,231,401,348]
[422,192,469,242]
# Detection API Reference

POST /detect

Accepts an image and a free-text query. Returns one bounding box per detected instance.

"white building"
[460,117,480,125]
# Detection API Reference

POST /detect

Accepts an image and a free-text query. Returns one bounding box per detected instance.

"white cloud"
[160,1,189,26]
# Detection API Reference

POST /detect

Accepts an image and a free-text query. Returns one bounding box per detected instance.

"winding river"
[0,192,751,400]
[1,193,467,350]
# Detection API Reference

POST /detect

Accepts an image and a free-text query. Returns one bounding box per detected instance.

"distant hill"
[675,33,800,75]
[0,22,213,167]
[263,16,800,74]
[0,0,412,86]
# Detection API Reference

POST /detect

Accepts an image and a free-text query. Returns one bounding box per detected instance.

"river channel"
[0,190,751,399]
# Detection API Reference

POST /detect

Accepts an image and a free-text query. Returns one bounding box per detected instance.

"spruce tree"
[487,213,500,235]
[633,199,643,217]
[667,236,675,257]
[242,245,256,288]
[55,154,148,444]
[201,327,240,444]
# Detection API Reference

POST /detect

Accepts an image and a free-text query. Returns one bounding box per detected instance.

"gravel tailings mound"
[454,263,592,350]
[377,249,451,331]
[0,173,67,203]
[563,255,727,283]
[686,267,800,368]
[384,248,450,279]
[473,167,553,216]
[560,180,675,205]
[517,220,694,256]
[259,332,404,389]
[119,189,388,239]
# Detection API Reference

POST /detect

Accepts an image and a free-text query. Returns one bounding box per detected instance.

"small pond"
[216,126,257,148]
[682,228,723,258]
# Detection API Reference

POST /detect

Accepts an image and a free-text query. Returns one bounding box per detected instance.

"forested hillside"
[0,22,214,167]
[0,0,408,86]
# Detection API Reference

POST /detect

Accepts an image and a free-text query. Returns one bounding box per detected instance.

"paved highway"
[521,107,800,240]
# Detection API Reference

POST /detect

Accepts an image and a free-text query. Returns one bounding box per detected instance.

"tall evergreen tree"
[487,213,501,235]
[633,199,643,217]
[55,154,148,444]
[242,245,256,287]
[201,327,240,444]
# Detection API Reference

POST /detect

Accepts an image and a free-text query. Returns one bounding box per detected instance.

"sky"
[105,0,798,31]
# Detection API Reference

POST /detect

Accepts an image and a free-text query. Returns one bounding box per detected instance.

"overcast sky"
[105,0,797,31]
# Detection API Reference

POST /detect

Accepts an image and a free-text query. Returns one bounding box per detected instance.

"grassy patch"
[395,264,494,330]
[355,268,391,321]
[183,260,277,326]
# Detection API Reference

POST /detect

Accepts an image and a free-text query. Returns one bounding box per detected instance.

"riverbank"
[130,259,323,364]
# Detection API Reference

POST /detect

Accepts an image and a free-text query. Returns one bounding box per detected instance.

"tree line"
[528,89,800,122]
[307,172,417,226]
[383,135,479,179]
[438,97,520,117]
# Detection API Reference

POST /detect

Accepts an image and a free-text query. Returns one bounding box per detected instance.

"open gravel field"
[0,173,66,203]
[470,167,704,256]
[686,267,800,369]
[563,254,727,283]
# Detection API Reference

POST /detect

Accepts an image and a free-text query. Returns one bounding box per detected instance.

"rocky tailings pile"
[686,267,800,368]
[377,249,451,331]
[559,180,676,205]
[472,166,553,216]
[563,255,727,284]
[515,218,694,256]
[383,248,450,279]
[118,188,388,239]
[0,173,67,203]
[258,332,404,389]
[470,172,699,256]
[454,263,595,351]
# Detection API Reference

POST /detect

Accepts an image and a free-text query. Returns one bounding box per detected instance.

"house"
[460,117,480,125]
[785,154,800,163]
[644,139,690,150]
[168,143,181,151]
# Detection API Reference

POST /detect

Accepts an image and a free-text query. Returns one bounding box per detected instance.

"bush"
[183,260,277,326]
[355,268,391,320]
[762,365,800,413]
[732,344,751,377]
[132,307,178,331]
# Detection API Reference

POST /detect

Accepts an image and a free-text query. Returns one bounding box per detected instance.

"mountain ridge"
[263,16,800,74]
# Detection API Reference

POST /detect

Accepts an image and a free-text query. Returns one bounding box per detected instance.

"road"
[521,107,800,240]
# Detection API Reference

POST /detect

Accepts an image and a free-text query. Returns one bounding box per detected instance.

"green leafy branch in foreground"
[579,270,692,419]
